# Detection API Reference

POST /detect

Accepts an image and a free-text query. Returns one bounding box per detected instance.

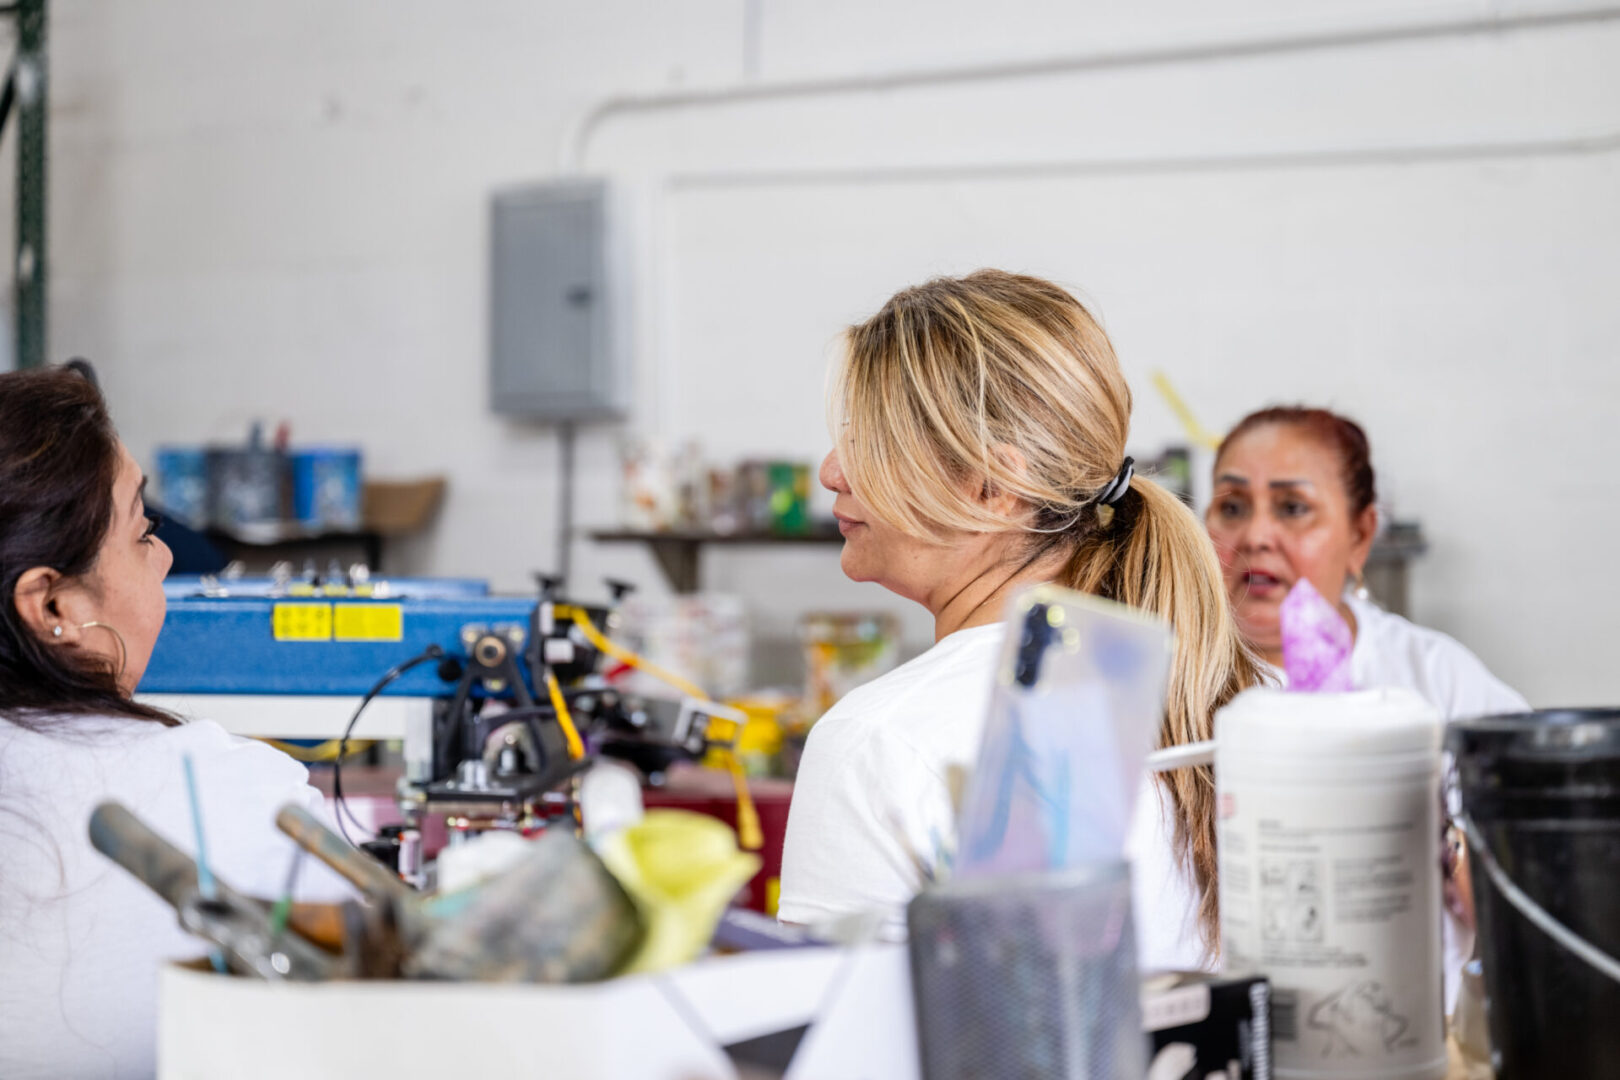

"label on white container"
[1219,779,1444,1079]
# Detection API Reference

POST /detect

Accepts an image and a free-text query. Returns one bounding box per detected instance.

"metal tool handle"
[1145,739,1217,772]
[90,801,222,910]
[91,801,338,980]
[275,802,410,903]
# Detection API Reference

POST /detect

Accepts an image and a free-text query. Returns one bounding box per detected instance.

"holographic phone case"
[954,584,1173,877]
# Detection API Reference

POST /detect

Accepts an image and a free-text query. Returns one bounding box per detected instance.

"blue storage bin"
[153,446,208,527]
[291,447,363,529]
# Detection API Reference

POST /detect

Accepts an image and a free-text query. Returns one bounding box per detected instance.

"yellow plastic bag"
[597,809,761,975]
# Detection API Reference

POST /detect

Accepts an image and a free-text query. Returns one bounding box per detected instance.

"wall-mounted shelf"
[594,521,1429,614]
[204,526,386,573]
[590,524,842,593]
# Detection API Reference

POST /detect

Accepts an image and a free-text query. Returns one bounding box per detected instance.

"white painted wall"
[46,0,748,624]
[43,1,1620,703]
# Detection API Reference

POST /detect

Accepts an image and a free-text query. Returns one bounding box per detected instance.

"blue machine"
[143,586,537,698]
[142,574,740,882]
[144,573,541,702]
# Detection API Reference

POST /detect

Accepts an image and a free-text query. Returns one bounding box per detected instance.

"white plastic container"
[1215,687,1445,1080]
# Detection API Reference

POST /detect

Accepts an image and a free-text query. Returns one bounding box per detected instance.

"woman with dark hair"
[1205,405,1526,719]
[0,367,346,1079]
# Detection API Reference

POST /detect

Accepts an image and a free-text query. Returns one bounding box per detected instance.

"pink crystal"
[1279,578,1355,692]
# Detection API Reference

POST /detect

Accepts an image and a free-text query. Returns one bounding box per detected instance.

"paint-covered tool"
[88,802,338,981]
[93,797,646,986]
[275,801,643,983]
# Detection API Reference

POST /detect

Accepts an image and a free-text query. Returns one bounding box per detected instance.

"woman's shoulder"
[155,717,317,790]
[812,624,1003,743]
[1,712,312,796]
[1352,598,1488,675]
[1349,597,1528,717]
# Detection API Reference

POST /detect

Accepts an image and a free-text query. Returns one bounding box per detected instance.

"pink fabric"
[1280,578,1355,692]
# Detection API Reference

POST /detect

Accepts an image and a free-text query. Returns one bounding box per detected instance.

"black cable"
[334,646,444,842]
[332,644,445,847]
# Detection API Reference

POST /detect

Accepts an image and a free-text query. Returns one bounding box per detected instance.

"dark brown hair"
[0,367,176,726]
[1217,405,1377,517]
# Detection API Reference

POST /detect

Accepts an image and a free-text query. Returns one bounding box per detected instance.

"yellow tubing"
[561,605,761,850]
[260,738,373,763]
[544,669,587,761]
[1150,370,1223,451]
[723,749,764,851]
[564,606,707,700]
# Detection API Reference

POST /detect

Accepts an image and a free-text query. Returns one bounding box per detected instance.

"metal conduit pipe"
[563,3,1620,173]
[662,126,1620,190]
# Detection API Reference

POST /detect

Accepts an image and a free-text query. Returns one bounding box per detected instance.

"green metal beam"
[14,0,45,369]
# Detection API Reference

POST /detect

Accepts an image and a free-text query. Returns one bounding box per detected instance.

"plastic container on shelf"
[616,594,748,701]
[799,612,901,721]
[291,447,363,529]
[154,445,208,527]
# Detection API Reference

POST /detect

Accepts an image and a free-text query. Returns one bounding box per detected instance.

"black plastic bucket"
[1448,709,1620,1079]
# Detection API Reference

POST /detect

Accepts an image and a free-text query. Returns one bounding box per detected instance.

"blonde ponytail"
[836,270,1264,952]
[1062,474,1264,952]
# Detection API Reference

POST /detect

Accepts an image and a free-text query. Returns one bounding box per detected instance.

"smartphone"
[954,584,1173,877]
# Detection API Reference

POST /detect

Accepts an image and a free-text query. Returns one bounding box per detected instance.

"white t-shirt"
[0,714,353,1080]
[778,624,1208,973]
[1344,594,1529,719]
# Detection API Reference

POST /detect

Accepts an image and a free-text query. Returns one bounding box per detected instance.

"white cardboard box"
[160,943,919,1080]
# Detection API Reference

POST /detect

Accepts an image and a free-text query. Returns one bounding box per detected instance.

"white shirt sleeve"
[778,714,955,930]
[154,721,356,903]
[1420,638,1529,720]
[1128,779,1212,973]
[0,716,356,1080]
[1348,596,1529,721]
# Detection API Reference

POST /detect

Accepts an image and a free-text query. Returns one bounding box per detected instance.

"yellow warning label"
[272,603,333,641]
[334,603,404,642]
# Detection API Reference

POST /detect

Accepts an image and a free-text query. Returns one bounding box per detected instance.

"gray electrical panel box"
[489,179,625,421]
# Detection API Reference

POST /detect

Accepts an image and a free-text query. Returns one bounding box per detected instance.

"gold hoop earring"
[1353,569,1370,602]
[77,621,128,678]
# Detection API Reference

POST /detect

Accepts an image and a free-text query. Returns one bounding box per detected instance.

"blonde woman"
[778,271,1263,967]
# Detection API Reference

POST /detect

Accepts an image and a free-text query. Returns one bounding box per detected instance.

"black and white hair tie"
[1094,456,1135,506]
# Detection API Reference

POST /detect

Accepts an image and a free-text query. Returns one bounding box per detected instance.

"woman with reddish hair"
[1206,405,1525,719]
[1206,405,1525,1015]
